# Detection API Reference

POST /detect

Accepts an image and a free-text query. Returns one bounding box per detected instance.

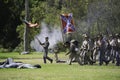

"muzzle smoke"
[30,22,63,51]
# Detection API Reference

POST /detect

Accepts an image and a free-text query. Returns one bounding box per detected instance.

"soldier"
[97,34,108,65]
[36,37,53,64]
[80,34,93,65]
[115,33,120,66]
[53,44,60,63]
[92,36,99,63]
[66,39,80,65]
[0,58,41,69]
[109,34,117,63]
[105,37,111,63]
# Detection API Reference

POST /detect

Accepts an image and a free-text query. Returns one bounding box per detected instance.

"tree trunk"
[24,0,29,52]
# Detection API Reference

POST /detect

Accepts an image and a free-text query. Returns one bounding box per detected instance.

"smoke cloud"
[76,0,113,36]
[30,22,63,51]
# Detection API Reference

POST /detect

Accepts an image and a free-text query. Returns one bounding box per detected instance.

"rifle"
[35,36,42,45]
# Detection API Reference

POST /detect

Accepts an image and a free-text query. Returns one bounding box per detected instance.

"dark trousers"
[99,54,106,65]
[99,48,108,65]
[43,56,52,63]
[43,49,52,63]
[116,51,120,66]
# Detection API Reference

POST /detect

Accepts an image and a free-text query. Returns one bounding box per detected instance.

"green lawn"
[0,52,120,80]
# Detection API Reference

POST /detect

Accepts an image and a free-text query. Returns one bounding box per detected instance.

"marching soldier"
[109,34,117,63]
[66,39,80,65]
[80,34,92,65]
[53,44,60,63]
[97,34,108,65]
[92,36,99,63]
[115,33,120,66]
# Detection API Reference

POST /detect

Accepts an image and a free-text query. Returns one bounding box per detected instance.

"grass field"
[0,52,120,80]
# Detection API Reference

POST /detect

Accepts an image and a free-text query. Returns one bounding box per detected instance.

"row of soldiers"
[65,33,120,66]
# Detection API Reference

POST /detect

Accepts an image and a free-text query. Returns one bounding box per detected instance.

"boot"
[43,57,46,64]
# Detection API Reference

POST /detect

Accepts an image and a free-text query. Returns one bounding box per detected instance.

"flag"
[23,20,39,28]
[60,13,75,34]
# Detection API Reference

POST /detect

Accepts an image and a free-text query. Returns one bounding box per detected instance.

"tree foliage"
[0,0,120,51]
[0,0,24,51]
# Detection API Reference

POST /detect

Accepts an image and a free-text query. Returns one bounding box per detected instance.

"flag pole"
[60,14,65,43]
[22,0,29,54]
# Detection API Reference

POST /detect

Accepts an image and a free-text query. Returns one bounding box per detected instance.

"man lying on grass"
[0,58,41,69]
